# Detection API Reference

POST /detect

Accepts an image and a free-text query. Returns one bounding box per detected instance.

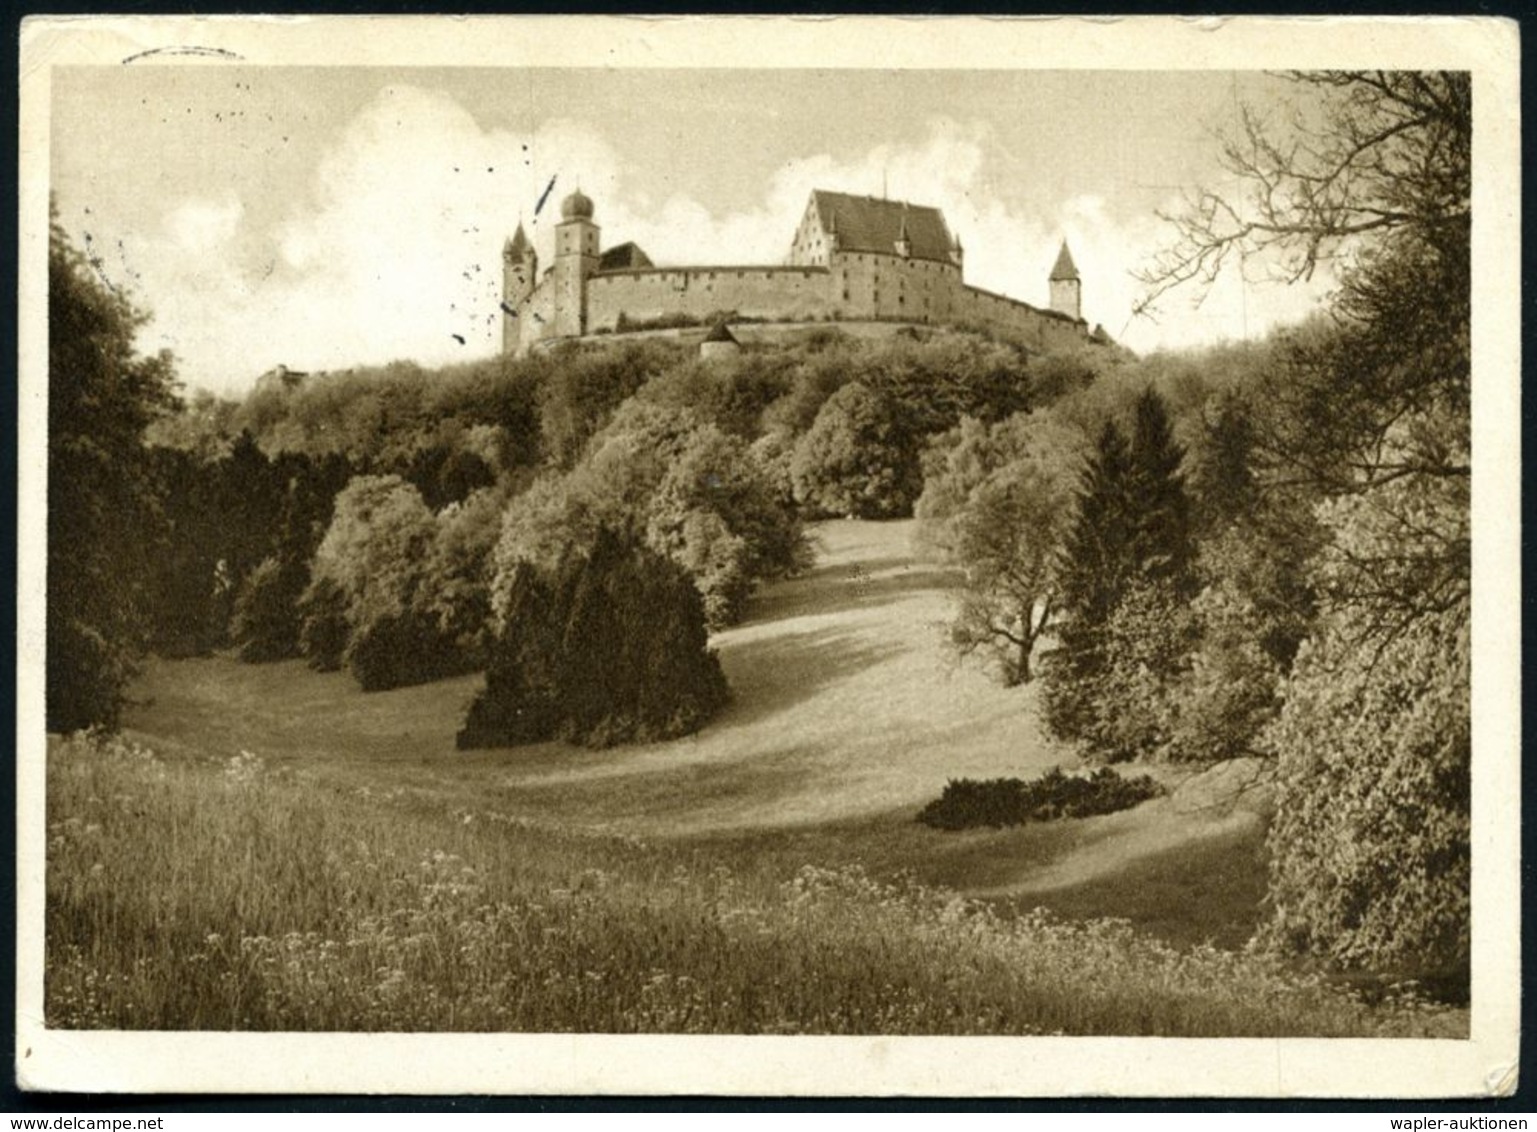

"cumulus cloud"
[86,85,1332,394]
[165,195,244,254]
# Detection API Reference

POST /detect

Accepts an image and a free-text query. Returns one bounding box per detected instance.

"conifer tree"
[460,527,728,750]
[458,560,566,747]
[1056,419,1136,632]
[1126,386,1194,592]
[1044,419,1134,741]
[1044,389,1195,751]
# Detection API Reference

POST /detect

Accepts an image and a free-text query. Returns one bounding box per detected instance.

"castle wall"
[953,285,1088,352]
[832,251,963,324]
[585,266,833,331]
[512,275,558,354]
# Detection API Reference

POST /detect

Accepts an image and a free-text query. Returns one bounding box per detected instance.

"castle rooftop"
[811,191,954,263]
[597,242,653,272]
[1050,239,1080,281]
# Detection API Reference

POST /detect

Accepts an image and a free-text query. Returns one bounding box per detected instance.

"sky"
[51,66,1336,396]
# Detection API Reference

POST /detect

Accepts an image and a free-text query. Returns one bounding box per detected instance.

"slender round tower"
[1049,239,1082,322]
[551,189,600,338]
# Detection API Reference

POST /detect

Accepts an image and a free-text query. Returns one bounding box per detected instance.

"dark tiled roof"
[811,191,954,263]
[703,321,739,344]
[1050,240,1079,281]
[597,242,654,271]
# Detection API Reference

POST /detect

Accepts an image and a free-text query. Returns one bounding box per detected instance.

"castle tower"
[1049,239,1082,321]
[501,222,537,355]
[551,188,600,338]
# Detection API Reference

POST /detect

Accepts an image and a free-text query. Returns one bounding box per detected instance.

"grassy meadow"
[46,522,1463,1035]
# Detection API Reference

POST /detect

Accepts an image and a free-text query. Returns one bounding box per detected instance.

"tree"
[493,405,805,630]
[229,556,307,662]
[1259,599,1469,977]
[299,475,464,690]
[142,445,233,656]
[916,413,1081,686]
[47,211,179,730]
[1044,389,1195,752]
[647,425,809,627]
[419,485,506,667]
[1138,72,1470,317]
[1143,71,1472,971]
[462,527,729,749]
[944,466,1066,685]
[791,381,921,519]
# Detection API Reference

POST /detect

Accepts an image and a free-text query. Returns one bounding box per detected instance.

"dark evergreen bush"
[344,608,465,693]
[917,767,1165,831]
[459,528,729,750]
[458,562,567,747]
[296,575,350,672]
[229,556,308,662]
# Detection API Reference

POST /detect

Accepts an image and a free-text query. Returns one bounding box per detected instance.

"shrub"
[462,527,730,750]
[1162,579,1283,762]
[345,608,462,693]
[790,381,921,519]
[459,562,566,746]
[493,407,804,630]
[297,575,349,671]
[229,556,308,662]
[917,767,1165,831]
[1259,601,1469,979]
[301,475,476,690]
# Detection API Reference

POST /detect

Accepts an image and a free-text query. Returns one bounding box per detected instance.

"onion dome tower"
[552,187,601,338]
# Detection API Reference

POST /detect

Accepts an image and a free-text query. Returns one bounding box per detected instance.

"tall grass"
[46,732,1459,1036]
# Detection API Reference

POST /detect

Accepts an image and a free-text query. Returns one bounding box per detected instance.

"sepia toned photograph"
[16,15,1520,1097]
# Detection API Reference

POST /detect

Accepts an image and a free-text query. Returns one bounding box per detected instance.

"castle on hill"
[501,187,1101,356]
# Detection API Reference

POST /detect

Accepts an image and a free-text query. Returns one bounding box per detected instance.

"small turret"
[504,221,534,265]
[502,220,538,355]
[1049,239,1082,321]
[895,211,912,259]
[951,232,964,269]
[700,320,741,363]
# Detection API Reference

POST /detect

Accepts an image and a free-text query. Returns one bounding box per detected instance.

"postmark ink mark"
[534,175,557,217]
[122,45,245,65]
